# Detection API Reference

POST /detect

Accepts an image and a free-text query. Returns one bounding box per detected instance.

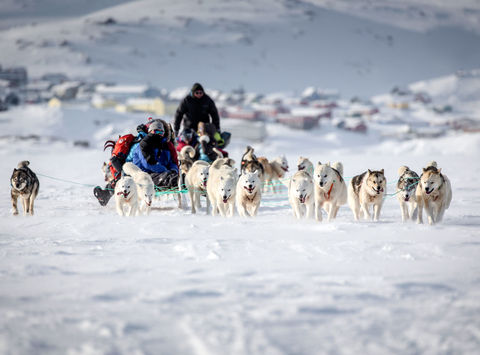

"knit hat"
[148,120,165,135]
[191,82,204,93]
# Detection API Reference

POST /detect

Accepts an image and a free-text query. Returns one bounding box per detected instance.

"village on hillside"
[1,64,479,142]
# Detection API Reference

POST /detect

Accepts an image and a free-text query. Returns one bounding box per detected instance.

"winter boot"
[94,186,114,206]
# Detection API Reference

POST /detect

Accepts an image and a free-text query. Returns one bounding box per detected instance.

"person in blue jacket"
[132,121,179,189]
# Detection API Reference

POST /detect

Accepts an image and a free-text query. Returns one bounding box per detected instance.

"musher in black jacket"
[173,83,220,137]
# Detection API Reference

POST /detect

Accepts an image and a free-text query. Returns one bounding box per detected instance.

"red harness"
[325,183,334,200]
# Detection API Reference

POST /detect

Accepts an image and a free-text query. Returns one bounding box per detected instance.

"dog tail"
[398,166,410,176]
[180,145,196,159]
[332,162,344,176]
[425,161,437,169]
[122,162,142,177]
[17,161,30,169]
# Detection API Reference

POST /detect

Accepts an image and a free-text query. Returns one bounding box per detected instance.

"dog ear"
[317,161,321,166]
[380,169,384,174]
[437,168,442,174]
[368,169,372,174]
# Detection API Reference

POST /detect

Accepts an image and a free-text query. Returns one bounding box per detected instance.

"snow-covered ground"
[1,1,480,354]
[1,103,479,354]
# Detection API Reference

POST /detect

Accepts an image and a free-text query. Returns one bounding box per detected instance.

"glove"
[137,124,147,133]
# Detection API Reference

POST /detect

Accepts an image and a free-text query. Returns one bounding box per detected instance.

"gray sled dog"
[396,166,420,222]
[185,160,210,214]
[288,170,314,219]
[10,161,39,216]
[122,162,154,216]
[314,162,347,222]
[207,158,238,217]
[236,170,262,217]
[297,156,314,176]
[416,161,452,225]
[102,161,114,183]
[114,174,138,217]
[258,155,289,193]
[348,169,386,221]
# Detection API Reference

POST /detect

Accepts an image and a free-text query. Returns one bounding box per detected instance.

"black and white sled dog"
[10,161,39,216]
[348,169,386,221]
[185,160,210,214]
[288,170,314,219]
[416,161,452,225]
[240,145,264,179]
[207,157,238,217]
[122,162,154,215]
[396,166,420,222]
[314,162,347,222]
[114,174,138,217]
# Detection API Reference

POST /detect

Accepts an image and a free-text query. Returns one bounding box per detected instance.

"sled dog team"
[10,154,452,225]
[107,142,452,224]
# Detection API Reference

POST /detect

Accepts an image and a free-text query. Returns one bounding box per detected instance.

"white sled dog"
[114,174,138,217]
[177,145,196,209]
[185,160,210,214]
[207,158,238,217]
[314,162,347,222]
[396,166,420,222]
[10,161,40,216]
[297,156,314,176]
[348,169,386,221]
[416,161,452,225]
[236,170,262,217]
[122,162,154,216]
[258,155,289,193]
[288,170,314,219]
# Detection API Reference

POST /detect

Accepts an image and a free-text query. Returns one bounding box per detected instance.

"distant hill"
[0,0,479,97]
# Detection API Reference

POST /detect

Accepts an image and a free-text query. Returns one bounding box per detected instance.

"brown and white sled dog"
[314,162,347,222]
[416,161,452,225]
[236,170,262,217]
[258,156,289,193]
[288,170,314,219]
[348,169,386,221]
[122,162,154,215]
[114,175,138,216]
[10,161,40,216]
[185,160,210,214]
[207,158,238,217]
[297,156,314,177]
[396,166,420,222]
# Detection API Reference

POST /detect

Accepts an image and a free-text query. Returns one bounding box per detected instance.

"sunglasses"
[153,129,164,135]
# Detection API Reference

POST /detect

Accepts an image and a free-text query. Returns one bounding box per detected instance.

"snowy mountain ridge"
[1,0,480,97]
